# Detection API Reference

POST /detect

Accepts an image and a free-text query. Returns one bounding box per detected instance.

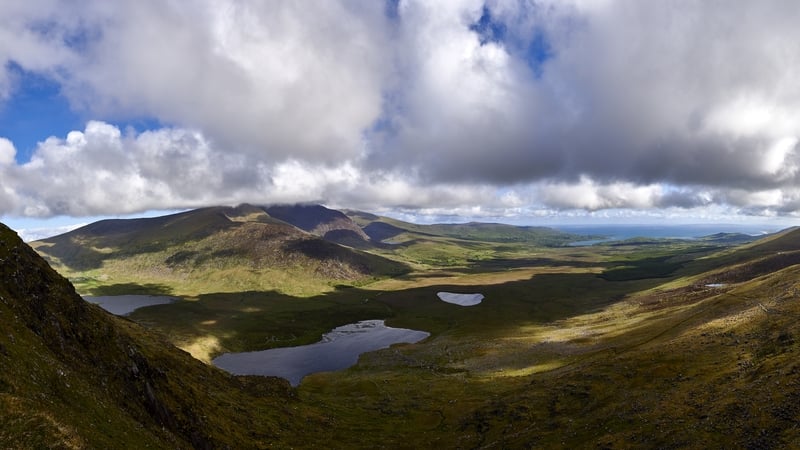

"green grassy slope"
[14,208,800,448]
[0,223,315,449]
[348,210,585,245]
[128,225,800,448]
[32,205,408,296]
[282,230,800,448]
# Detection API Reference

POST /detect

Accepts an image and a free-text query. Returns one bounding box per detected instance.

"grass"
[130,290,394,362]
[15,218,800,447]
[32,210,411,298]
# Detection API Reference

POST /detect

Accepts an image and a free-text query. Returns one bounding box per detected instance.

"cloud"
[373,0,800,190]
[0,121,503,217]
[59,1,390,165]
[16,223,87,243]
[0,138,15,165]
[2,1,800,220]
[3,121,273,216]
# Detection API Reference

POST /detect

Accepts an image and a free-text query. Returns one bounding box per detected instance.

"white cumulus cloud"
[2,0,800,222]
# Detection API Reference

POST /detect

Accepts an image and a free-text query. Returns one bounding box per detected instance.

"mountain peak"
[263,203,370,243]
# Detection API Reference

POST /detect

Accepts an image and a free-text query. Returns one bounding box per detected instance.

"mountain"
[455,228,800,447]
[264,204,370,246]
[346,210,585,246]
[0,223,300,448]
[31,204,407,296]
[9,212,800,447]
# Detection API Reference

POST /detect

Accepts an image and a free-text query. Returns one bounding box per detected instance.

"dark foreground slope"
[0,223,301,448]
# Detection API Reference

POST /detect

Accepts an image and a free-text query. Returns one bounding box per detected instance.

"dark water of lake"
[83,295,177,316]
[213,320,430,386]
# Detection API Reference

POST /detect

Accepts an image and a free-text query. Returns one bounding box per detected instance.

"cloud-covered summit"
[2,0,800,221]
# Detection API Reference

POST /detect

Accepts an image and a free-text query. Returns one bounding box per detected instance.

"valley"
[4,204,800,448]
[4,3,796,448]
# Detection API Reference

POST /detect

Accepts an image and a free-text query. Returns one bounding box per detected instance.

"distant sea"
[556,224,785,246]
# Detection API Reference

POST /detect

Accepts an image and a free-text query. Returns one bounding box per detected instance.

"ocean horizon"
[556,223,786,244]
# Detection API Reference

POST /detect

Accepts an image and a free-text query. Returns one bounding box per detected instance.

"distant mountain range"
[29,204,403,295]
[29,203,584,295]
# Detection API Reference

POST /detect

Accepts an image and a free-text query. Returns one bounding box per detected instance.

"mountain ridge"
[31,204,408,296]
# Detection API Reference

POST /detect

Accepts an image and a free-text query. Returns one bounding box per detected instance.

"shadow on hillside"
[467,257,611,271]
[87,282,174,296]
[128,289,396,357]
[128,268,679,361]
[282,238,411,276]
[36,239,109,271]
[37,238,172,271]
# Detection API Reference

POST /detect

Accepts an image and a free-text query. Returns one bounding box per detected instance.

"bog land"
[15,204,800,448]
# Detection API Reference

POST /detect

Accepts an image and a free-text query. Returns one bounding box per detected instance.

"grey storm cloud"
[1,0,800,218]
[373,0,800,189]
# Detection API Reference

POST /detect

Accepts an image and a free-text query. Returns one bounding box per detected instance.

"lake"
[83,295,177,316]
[437,292,484,306]
[213,320,429,386]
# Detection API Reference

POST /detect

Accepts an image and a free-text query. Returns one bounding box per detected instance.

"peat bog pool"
[212,320,430,386]
[437,291,484,306]
[83,295,178,316]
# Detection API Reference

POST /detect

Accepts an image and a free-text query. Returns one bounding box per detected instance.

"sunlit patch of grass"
[487,360,568,378]
[179,335,222,363]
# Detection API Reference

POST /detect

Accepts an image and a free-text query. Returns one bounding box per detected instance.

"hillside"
[284,228,800,448]
[264,204,369,241]
[347,210,585,245]
[14,207,800,447]
[31,204,407,296]
[264,204,371,246]
[0,223,305,448]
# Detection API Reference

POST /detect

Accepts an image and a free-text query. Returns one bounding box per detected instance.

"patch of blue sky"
[62,21,103,54]
[525,30,553,77]
[0,62,168,164]
[385,0,400,20]
[0,63,84,163]
[470,5,553,78]
[470,6,507,45]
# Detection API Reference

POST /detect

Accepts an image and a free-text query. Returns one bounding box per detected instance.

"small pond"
[437,292,484,306]
[213,320,429,386]
[83,295,177,316]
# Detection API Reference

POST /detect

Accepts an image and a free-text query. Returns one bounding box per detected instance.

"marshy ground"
[68,229,800,447]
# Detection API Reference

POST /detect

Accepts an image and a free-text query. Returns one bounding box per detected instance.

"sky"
[2,0,800,239]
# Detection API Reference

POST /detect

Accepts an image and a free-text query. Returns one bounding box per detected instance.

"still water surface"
[83,295,177,316]
[213,320,429,386]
